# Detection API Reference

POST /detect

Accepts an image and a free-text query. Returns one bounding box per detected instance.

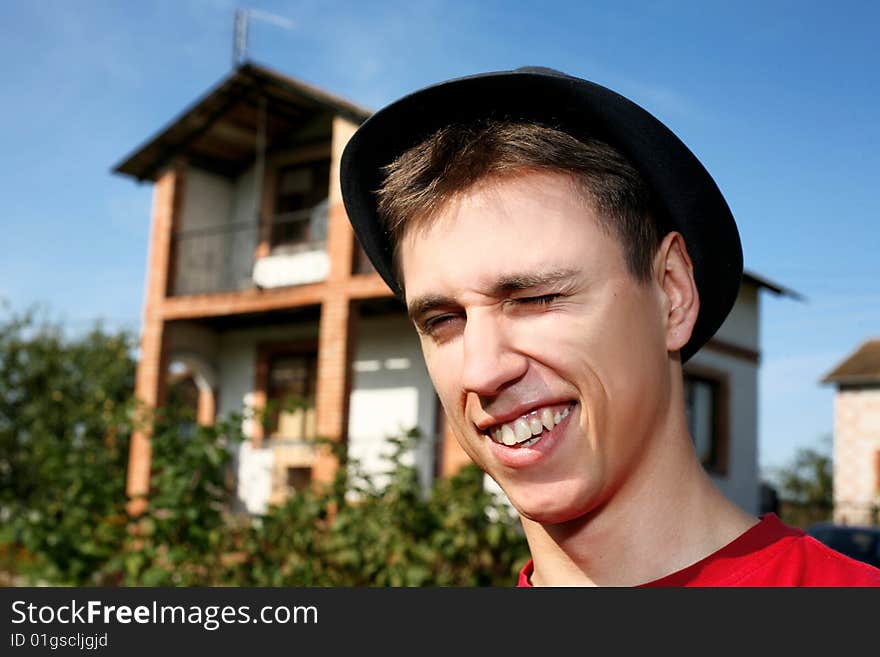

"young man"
[340,67,880,586]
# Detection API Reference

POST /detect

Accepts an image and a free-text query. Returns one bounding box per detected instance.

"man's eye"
[422,314,461,337]
[424,315,451,330]
[512,294,561,306]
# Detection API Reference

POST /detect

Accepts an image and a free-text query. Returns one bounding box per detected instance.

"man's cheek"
[452,428,482,464]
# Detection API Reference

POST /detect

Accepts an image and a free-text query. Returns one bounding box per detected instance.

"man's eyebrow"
[490,268,580,294]
[407,269,579,321]
[407,294,457,322]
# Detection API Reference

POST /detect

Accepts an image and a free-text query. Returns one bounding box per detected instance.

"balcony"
[170,206,329,296]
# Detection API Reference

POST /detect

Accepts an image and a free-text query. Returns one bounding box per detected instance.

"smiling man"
[340,67,880,586]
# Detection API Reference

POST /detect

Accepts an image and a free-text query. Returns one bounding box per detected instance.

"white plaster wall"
[348,314,438,491]
[230,166,257,227]
[175,165,262,294]
[180,168,233,231]
[226,167,259,291]
[252,250,330,288]
[714,282,759,351]
[176,168,233,295]
[688,348,760,515]
[165,321,221,388]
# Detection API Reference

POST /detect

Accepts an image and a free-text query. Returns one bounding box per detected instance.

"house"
[822,339,880,525]
[115,62,791,516]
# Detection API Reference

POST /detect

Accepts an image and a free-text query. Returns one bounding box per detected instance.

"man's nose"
[459,312,528,396]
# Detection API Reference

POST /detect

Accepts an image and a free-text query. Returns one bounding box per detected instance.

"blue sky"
[1,1,877,476]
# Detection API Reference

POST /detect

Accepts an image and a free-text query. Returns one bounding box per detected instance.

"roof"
[742,271,804,301]
[822,339,880,385]
[113,62,372,182]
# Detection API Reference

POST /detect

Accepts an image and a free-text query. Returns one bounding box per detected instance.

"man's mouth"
[485,402,576,448]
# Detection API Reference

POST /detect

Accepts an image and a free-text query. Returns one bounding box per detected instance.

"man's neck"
[521,427,757,587]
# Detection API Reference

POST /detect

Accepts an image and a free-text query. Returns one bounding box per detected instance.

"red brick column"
[126,163,185,514]
[312,201,356,483]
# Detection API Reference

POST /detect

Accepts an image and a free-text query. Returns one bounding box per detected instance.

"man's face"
[400,171,674,524]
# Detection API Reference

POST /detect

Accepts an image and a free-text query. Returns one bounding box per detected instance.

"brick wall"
[127,163,185,513]
[833,387,880,524]
[312,200,357,483]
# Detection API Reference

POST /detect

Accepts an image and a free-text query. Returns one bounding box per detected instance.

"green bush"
[111,423,529,587]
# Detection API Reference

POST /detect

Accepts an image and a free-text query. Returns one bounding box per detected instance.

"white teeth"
[528,416,543,436]
[501,424,517,446]
[487,403,576,447]
[513,418,532,442]
[541,408,555,431]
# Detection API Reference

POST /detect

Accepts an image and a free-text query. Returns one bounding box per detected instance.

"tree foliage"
[773,437,834,528]
[0,306,135,583]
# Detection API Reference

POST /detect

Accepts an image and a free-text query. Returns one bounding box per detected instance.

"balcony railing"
[170,207,328,296]
[270,205,327,253]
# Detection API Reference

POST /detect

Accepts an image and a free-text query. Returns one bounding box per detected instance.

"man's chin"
[507,491,596,526]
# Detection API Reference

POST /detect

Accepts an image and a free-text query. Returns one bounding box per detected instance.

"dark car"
[806,523,880,568]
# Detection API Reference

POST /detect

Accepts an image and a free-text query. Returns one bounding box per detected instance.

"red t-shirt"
[517,514,880,587]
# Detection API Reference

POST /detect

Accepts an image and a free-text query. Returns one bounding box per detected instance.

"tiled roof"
[822,339,880,385]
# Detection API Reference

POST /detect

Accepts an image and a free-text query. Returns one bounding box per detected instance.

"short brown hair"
[376,120,663,288]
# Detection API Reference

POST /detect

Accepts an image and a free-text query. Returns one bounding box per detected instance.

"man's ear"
[654,232,700,353]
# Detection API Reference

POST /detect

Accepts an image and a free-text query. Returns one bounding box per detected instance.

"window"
[286,466,312,493]
[683,368,729,475]
[272,160,330,250]
[267,352,318,440]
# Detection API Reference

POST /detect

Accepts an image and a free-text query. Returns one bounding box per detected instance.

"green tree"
[774,436,834,528]
[0,305,135,583]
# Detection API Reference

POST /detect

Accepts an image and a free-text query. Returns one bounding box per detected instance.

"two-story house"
[115,62,793,515]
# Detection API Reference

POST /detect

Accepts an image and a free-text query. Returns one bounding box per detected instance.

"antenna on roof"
[232,8,296,68]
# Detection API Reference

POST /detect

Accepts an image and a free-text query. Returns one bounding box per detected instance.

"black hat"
[340,66,742,362]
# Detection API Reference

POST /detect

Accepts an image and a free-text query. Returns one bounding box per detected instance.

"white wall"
[176,168,233,295]
[715,282,759,351]
[175,165,260,295]
[689,347,760,515]
[348,314,438,491]
[180,168,233,232]
[226,167,259,291]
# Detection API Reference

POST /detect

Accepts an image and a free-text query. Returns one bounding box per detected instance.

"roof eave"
[112,61,372,182]
[742,270,805,301]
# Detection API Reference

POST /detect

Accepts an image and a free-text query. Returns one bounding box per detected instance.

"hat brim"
[340,67,742,362]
